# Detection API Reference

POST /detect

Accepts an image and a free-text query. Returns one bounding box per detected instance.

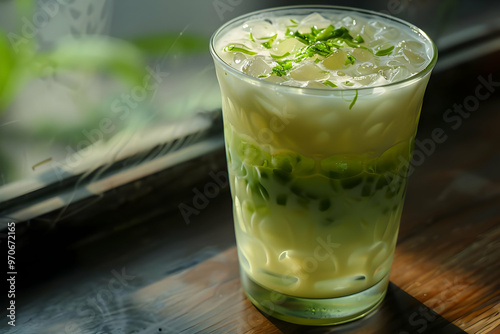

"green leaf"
[344,54,355,66]
[0,30,17,111]
[375,45,395,56]
[285,27,294,37]
[129,33,208,56]
[354,34,364,43]
[261,40,273,49]
[330,27,353,40]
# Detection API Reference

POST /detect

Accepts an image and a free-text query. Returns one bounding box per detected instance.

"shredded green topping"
[261,40,273,49]
[224,24,394,70]
[291,25,373,64]
[344,54,356,66]
[354,34,364,44]
[272,60,293,77]
[223,22,395,111]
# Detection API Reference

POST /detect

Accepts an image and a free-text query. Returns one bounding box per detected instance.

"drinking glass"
[210,5,437,325]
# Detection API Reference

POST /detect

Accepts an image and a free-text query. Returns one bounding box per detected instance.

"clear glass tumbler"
[210,5,437,325]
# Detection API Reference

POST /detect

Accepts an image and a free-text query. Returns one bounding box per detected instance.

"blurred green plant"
[0,0,209,113]
[0,0,209,184]
[0,30,17,111]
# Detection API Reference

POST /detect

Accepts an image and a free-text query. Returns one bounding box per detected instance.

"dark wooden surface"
[3,52,500,334]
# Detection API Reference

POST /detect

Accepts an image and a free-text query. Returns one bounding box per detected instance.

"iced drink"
[210,6,437,325]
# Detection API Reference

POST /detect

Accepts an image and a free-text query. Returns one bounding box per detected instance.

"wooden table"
[4,49,500,334]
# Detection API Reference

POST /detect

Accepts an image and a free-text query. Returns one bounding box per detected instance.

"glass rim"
[209,5,438,92]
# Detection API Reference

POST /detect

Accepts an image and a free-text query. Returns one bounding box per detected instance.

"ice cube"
[389,48,426,72]
[384,66,411,83]
[353,73,379,86]
[272,38,306,56]
[263,75,287,84]
[322,49,347,70]
[341,16,357,28]
[376,65,391,76]
[234,57,249,72]
[298,13,331,34]
[385,57,402,68]
[290,62,330,81]
[233,53,247,66]
[398,40,426,54]
[360,24,377,42]
[352,48,373,62]
[356,63,378,75]
[372,74,389,87]
[375,27,400,40]
[243,57,272,77]
[401,48,426,68]
[248,20,277,40]
[276,17,296,29]
[368,20,386,30]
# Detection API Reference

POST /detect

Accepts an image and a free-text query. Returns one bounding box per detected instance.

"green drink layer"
[226,124,412,299]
